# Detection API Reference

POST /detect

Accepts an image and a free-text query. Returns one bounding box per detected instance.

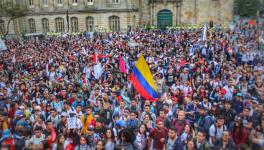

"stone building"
[0,0,235,35]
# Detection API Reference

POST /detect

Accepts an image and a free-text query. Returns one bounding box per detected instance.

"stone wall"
[0,0,236,35]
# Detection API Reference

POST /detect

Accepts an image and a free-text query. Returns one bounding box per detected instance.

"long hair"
[119,128,135,144]
[56,134,65,150]
[104,128,115,142]
[232,120,243,137]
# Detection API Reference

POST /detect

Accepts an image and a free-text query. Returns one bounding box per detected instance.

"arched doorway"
[157,9,173,30]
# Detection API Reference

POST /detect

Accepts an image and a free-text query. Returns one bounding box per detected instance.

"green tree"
[235,0,260,17]
[0,2,28,36]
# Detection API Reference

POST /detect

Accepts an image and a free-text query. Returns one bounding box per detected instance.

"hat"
[15,110,24,117]
[115,120,126,128]
[61,112,68,117]
[88,125,95,131]
[19,105,25,109]
[252,100,259,104]
[236,93,243,97]
[1,129,11,139]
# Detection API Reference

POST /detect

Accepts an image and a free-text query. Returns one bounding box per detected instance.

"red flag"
[119,55,127,73]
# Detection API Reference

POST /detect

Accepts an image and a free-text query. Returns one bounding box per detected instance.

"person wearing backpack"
[163,126,184,150]
[209,115,226,147]
[171,110,189,136]
[195,104,214,139]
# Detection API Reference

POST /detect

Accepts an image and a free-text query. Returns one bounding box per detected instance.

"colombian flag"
[130,54,159,102]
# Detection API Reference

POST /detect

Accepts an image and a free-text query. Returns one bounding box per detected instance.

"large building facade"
[0,0,235,35]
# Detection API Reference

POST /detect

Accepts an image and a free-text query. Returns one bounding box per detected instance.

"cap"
[88,125,95,131]
[115,120,126,128]
[1,129,11,139]
[236,93,243,97]
[15,110,24,117]
[61,112,68,117]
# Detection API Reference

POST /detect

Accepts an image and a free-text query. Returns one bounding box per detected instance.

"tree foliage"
[235,0,260,17]
[0,2,28,36]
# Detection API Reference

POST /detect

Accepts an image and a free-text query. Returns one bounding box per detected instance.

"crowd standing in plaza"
[0,20,263,150]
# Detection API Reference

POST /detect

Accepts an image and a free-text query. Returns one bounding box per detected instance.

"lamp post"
[66,10,69,32]
[175,0,182,26]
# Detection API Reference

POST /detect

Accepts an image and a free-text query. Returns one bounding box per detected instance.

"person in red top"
[0,129,15,150]
[231,116,248,149]
[148,119,168,150]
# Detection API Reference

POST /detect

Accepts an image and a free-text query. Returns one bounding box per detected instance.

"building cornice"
[25,8,139,16]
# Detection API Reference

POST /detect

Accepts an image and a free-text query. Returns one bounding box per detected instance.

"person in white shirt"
[209,115,226,147]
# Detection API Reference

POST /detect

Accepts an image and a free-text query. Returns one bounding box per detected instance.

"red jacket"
[231,127,248,148]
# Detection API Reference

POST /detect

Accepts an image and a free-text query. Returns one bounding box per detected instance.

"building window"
[0,20,5,35]
[109,16,120,32]
[55,17,64,32]
[57,0,63,5]
[86,17,94,32]
[28,19,36,33]
[70,17,78,32]
[87,0,93,5]
[29,0,34,6]
[112,0,119,4]
[42,18,49,33]
[43,0,48,5]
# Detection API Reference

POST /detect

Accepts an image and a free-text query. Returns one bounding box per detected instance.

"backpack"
[213,124,227,137]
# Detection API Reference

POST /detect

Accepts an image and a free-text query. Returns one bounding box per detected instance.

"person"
[74,135,91,150]
[118,128,137,150]
[46,108,60,128]
[126,111,140,130]
[209,115,226,147]
[164,126,184,150]
[184,139,196,150]
[171,110,189,136]
[221,101,236,129]
[95,140,105,150]
[214,131,236,150]
[80,106,95,135]
[135,124,148,150]
[193,130,210,150]
[196,104,214,137]
[86,125,100,149]
[95,118,107,138]
[0,129,15,150]
[230,116,248,149]
[180,124,194,144]
[143,113,155,132]
[52,134,67,150]
[148,119,168,150]
[25,126,45,147]
[104,129,115,150]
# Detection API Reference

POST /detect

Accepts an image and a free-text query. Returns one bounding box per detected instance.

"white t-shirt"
[209,124,226,146]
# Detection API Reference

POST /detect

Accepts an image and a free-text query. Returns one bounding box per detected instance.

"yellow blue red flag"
[130,54,159,101]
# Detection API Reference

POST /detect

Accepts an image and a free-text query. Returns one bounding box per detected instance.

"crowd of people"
[0,20,263,150]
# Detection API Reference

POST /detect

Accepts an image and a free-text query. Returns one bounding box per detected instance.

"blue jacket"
[165,136,184,150]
